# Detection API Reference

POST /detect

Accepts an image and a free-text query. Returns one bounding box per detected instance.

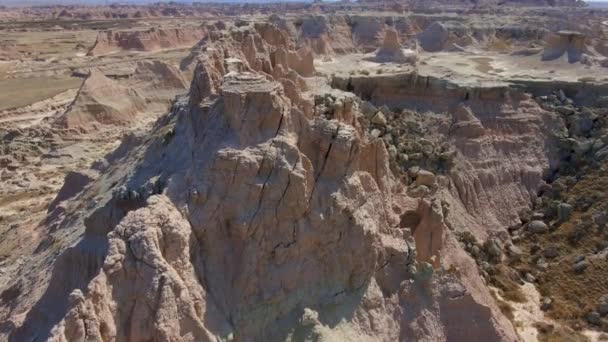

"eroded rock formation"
[374,28,418,64]
[87,26,207,56]
[55,70,146,129]
[9,19,522,342]
[542,30,587,63]
[3,6,608,342]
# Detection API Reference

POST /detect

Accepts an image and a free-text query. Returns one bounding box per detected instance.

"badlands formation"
[0,1,607,342]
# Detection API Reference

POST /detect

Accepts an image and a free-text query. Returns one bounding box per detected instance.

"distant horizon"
[3,0,312,6]
[1,0,608,7]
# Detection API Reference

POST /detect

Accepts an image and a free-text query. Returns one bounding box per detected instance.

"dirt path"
[510,283,546,342]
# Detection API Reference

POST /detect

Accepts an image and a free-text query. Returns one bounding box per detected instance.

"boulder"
[573,260,589,273]
[415,170,435,187]
[528,220,548,233]
[543,246,560,259]
[418,22,450,52]
[484,238,502,261]
[557,203,573,222]
[507,245,523,260]
[371,111,387,126]
[593,212,608,228]
[586,311,601,326]
[598,294,608,316]
[541,297,553,311]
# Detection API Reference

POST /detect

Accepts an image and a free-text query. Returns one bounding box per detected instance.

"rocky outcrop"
[274,46,315,77]
[333,70,563,234]
[349,15,387,52]
[87,26,206,56]
[6,6,608,342]
[12,37,518,342]
[183,23,314,116]
[47,170,98,213]
[296,15,357,55]
[41,71,388,340]
[542,30,587,63]
[449,104,485,139]
[55,70,146,129]
[254,22,294,50]
[132,60,188,90]
[417,21,475,52]
[374,28,418,64]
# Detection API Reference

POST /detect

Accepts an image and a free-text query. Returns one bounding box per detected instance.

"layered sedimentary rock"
[361,0,583,5]
[37,69,518,342]
[183,22,314,114]
[45,72,394,340]
[374,28,418,64]
[296,15,357,55]
[542,30,587,63]
[274,47,315,77]
[417,21,477,52]
[4,5,608,342]
[9,20,521,341]
[333,71,563,234]
[87,26,206,56]
[0,43,17,60]
[132,60,189,90]
[55,70,146,129]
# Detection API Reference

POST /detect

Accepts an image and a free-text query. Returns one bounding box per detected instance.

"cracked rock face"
[15,30,517,340]
[7,18,528,342]
[45,69,394,340]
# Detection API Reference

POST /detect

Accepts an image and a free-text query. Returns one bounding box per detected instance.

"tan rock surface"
[374,28,418,64]
[87,26,207,56]
[542,31,588,63]
[2,5,608,342]
[55,70,146,129]
[37,67,520,340]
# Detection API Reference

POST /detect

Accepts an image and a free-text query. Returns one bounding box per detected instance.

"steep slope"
[87,26,207,56]
[55,70,146,130]
[7,22,519,342]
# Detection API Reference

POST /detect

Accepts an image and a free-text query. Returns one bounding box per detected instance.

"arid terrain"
[0,0,607,341]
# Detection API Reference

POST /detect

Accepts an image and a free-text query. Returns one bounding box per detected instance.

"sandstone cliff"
[8,21,522,342]
[87,26,207,56]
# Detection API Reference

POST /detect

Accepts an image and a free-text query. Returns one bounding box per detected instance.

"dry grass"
[497,298,515,321]
[1,29,97,57]
[516,161,608,328]
[534,322,590,342]
[489,265,527,303]
[486,37,512,53]
[540,257,608,322]
[0,76,82,110]
[0,63,8,78]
